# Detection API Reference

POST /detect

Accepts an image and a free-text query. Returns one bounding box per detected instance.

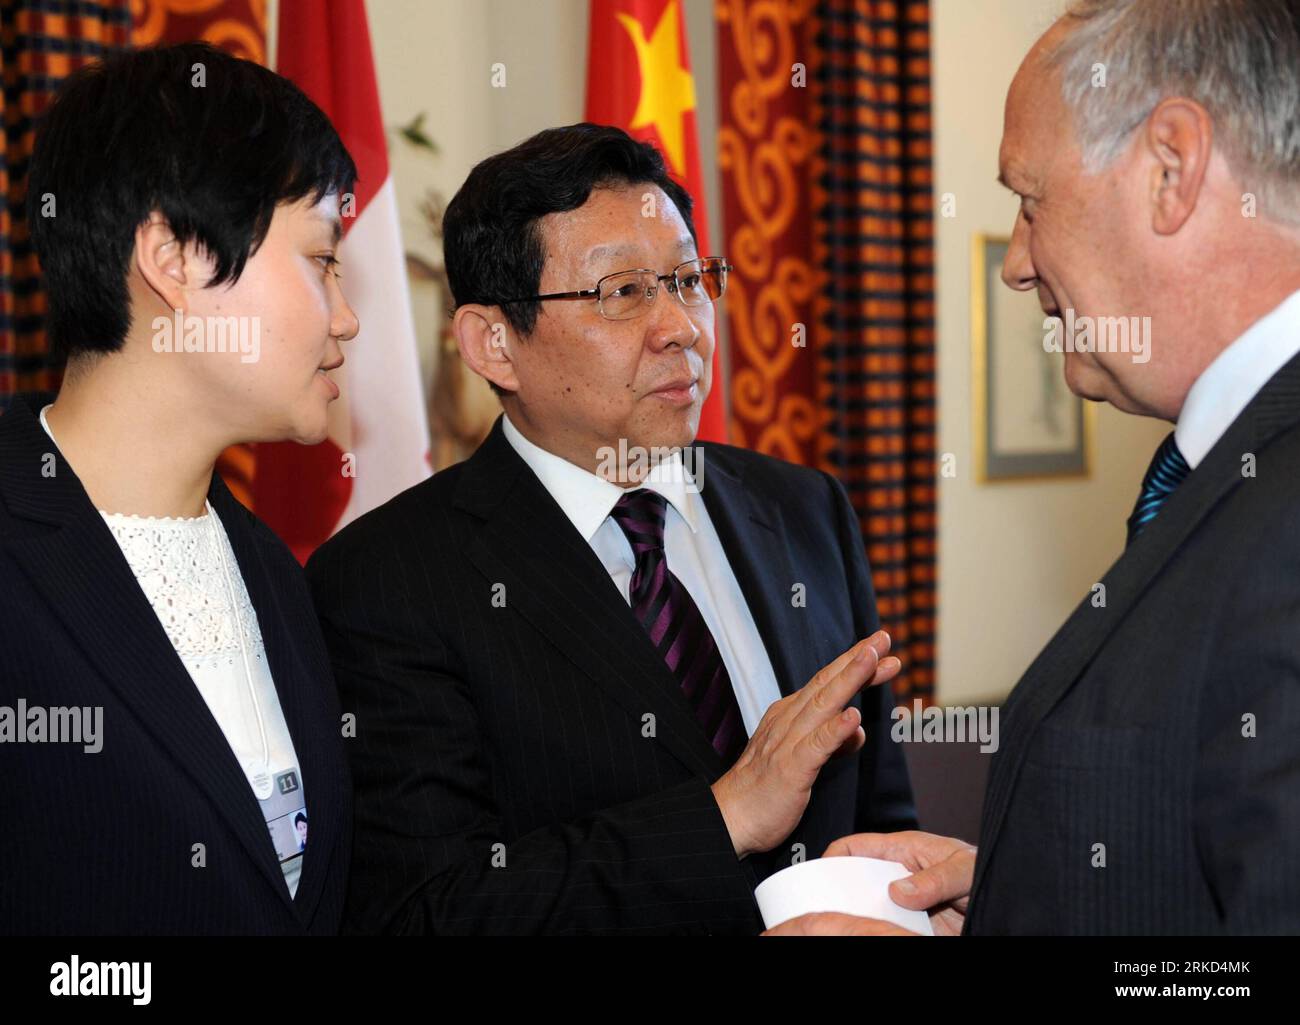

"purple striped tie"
[609,489,747,766]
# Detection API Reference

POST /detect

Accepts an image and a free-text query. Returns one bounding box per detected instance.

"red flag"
[585,0,726,443]
[257,0,431,564]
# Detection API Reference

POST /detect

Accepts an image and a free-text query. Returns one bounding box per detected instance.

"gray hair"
[1048,0,1300,224]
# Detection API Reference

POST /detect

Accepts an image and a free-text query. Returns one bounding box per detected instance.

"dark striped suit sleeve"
[1194,542,1300,933]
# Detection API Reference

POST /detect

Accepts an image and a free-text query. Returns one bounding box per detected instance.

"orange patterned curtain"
[0,0,132,406]
[717,0,822,465]
[133,0,265,61]
[718,0,936,701]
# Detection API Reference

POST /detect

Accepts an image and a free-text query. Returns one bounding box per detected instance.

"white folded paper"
[755,855,935,935]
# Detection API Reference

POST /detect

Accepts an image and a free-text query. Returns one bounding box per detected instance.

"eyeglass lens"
[597,259,728,320]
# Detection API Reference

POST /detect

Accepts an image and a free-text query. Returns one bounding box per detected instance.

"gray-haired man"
[772,0,1300,935]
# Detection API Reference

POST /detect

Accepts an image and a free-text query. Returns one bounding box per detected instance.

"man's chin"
[621,418,697,465]
[662,412,699,451]
[636,403,700,446]
[1062,357,1108,403]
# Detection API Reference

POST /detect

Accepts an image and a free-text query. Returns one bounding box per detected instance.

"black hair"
[27,41,357,361]
[443,122,697,340]
[294,813,307,827]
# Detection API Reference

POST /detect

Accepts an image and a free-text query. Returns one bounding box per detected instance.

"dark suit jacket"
[967,351,1300,935]
[306,415,916,935]
[0,394,351,935]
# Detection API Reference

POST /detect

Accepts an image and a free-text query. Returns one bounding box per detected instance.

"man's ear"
[1145,97,1213,235]
[454,304,521,394]
[133,213,198,314]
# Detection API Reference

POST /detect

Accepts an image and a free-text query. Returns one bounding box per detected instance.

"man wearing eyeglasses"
[306,123,915,935]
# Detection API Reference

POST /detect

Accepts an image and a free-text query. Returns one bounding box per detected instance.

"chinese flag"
[585,0,726,443]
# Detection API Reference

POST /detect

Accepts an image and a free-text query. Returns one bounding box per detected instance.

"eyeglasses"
[495,257,732,322]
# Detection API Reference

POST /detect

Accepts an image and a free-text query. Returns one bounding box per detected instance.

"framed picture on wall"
[971,233,1094,481]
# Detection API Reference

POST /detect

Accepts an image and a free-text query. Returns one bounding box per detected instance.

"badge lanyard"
[209,500,274,800]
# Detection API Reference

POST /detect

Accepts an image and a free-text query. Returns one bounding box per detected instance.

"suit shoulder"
[697,441,836,495]
[307,460,468,574]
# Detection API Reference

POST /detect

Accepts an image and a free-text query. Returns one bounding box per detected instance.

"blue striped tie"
[610,489,747,766]
[1126,432,1190,547]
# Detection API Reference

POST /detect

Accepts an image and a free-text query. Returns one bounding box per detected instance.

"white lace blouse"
[39,406,307,899]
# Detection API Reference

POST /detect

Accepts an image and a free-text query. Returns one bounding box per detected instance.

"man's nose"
[1001,213,1037,292]
[644,283,701,350]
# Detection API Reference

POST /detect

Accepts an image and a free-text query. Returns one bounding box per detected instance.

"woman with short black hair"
[0,42,357,935]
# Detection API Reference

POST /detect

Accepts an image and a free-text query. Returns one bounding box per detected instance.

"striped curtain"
[0,0,131,406]
[718,0,936,700]
[815,1,936,699]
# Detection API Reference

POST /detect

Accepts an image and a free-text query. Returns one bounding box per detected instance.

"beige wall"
[365,0,584,390]
[931,0,1167,703]
[362,0,1171,705]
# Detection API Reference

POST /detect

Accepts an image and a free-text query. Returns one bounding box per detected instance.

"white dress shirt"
[501,414,783,737]
[1175,288,1300,468]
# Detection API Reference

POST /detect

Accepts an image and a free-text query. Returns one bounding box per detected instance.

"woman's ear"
[133,213,198,314]
[453,304,520,395]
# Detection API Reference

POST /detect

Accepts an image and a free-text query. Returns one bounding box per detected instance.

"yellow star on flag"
[616,0,696,175]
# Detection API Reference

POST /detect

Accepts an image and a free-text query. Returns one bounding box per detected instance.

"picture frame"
[971,233,1094,481]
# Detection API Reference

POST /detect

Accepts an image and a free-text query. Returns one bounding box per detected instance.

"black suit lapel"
[456,418,725,781]
[0,397,293,908]
[972,352,1300,902]
[694,443,818,699]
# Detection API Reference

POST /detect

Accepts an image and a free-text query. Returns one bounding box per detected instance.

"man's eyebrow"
[586,236,696,265]
[585,243,637,265]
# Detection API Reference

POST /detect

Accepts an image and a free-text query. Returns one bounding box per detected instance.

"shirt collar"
[1175,288,1300,469]
[501,413,699,541]
[642,446,700,534]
